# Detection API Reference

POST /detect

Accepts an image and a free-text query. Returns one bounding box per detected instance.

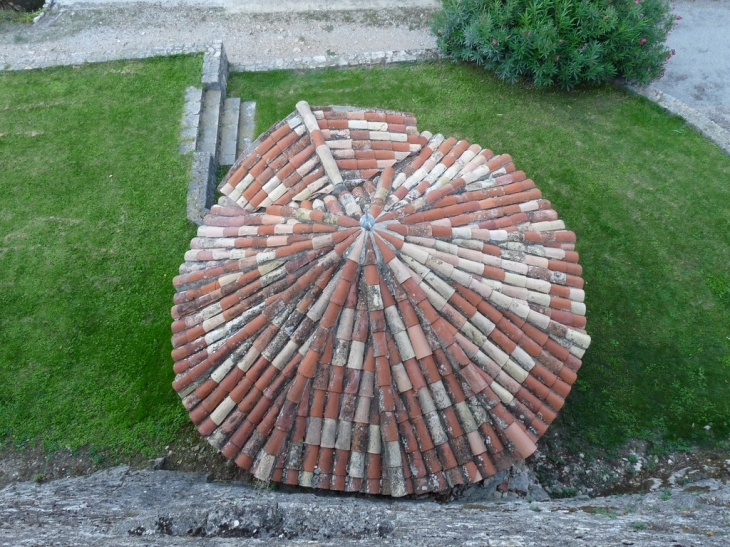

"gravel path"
[0,4,437,69]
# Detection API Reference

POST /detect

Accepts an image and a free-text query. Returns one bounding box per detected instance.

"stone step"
[197,88,223,157]
[179,86,203,155]
[218,97,241,166]
[238,100,257,156]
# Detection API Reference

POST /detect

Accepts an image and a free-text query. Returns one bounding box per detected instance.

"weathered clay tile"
[172,101,591,497]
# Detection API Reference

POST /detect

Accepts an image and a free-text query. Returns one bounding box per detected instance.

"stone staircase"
[179,43,255,225]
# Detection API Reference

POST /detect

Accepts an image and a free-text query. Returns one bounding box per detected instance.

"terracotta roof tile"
[172,101,591,497]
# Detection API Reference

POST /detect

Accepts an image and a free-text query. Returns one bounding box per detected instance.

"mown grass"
[0,55,201,457]
[228,62,730,449]
[1,58,727,463]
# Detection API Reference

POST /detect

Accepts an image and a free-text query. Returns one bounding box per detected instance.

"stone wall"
[2,465,728,546]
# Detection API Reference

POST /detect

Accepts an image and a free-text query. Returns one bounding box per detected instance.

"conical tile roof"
[171,101,590,496]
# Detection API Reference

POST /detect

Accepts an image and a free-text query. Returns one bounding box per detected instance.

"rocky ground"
[2,463,729,546]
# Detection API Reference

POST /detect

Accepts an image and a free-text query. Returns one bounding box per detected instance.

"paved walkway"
[658,0,730,133]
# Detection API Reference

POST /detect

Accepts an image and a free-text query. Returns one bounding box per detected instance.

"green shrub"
[432,0,675,89]
[0,1,44,12]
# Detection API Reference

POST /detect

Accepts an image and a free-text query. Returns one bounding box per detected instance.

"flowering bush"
[432,0,675,89]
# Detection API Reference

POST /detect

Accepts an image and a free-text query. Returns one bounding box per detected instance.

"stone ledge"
[202,41,228,93]
[231,48,446,72]
[179,86,203,155]
[0,44,209,72]
[188,151,216,225]
[2,465,728,546]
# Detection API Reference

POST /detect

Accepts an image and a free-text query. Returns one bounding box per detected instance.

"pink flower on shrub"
[492,39,498,45]
[639,38,647,45]
[556,55,560,61]
[634,0,640,4]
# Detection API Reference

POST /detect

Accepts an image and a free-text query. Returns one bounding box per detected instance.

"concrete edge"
[0,44,209,71]
[231,48,447,72]
[629,84,730,156]
[201,41,228,93]
[178,85,203,155]
[188,151,216,225]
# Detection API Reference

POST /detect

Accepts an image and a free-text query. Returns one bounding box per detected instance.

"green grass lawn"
[0,55,201,458]
[227,62,730,450]
[1,58,727,465]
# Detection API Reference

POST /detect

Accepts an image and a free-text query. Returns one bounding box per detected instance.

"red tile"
[178,104,591,497]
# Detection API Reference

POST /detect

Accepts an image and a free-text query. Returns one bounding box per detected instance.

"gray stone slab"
[197,88,223,156]
[202,41,228,93]
[218,97,241,166]
[179,86,203,154]
[230,48,446,73]
[237,100,257,156]
[188,151,217,225]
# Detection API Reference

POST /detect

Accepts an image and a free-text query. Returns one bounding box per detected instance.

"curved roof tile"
[171,101,590,497]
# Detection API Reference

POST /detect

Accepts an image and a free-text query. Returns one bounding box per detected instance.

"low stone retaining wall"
[2,465,728,546]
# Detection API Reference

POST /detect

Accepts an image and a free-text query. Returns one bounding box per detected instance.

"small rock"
[150,457,165,470]
[647,477,663,491]
[528,483,551,502]
[508,472,529,495]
